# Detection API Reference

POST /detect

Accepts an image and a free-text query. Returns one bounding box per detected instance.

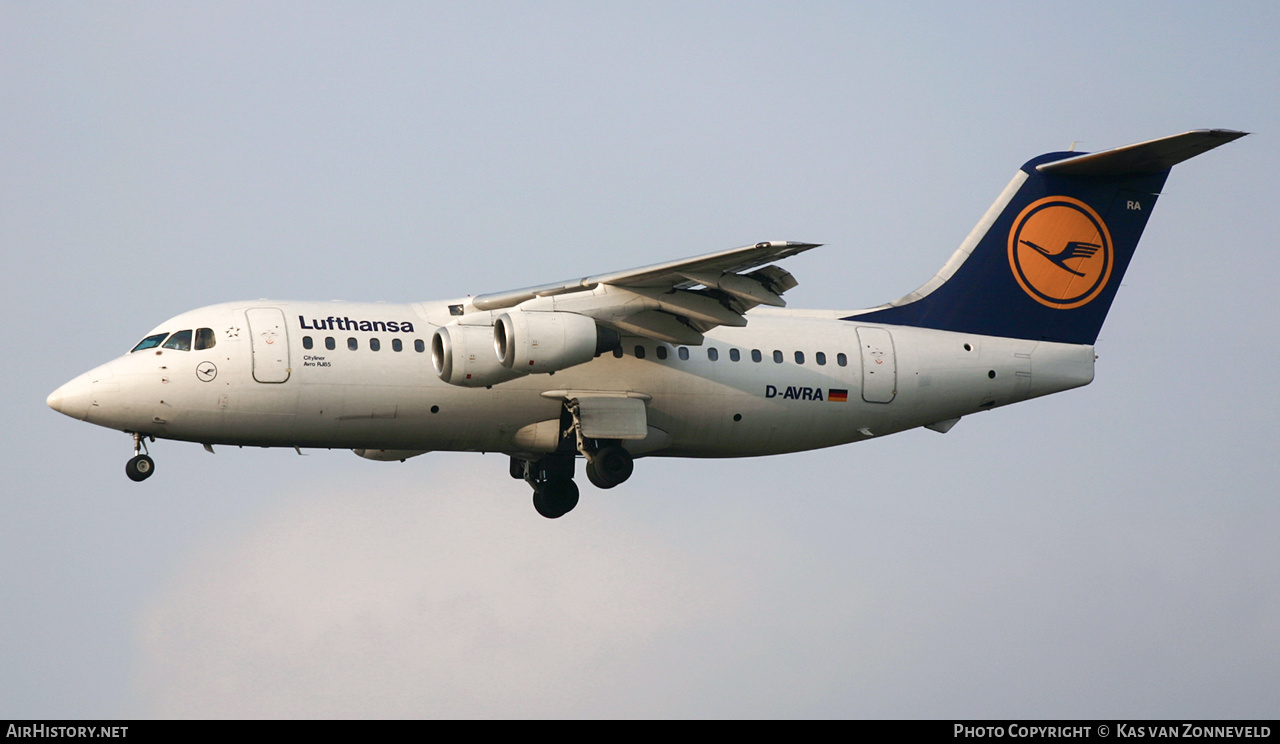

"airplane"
[47,129,1246,518]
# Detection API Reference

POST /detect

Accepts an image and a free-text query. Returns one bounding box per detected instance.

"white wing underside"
[466,241,820,345]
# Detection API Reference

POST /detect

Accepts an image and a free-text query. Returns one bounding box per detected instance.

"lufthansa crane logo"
[1008,196,1113,309]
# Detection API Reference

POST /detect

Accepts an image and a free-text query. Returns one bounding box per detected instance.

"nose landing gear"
[125,432,155,482]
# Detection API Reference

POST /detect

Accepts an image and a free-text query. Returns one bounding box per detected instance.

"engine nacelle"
[494,311,616,374]
[432,324,524,387]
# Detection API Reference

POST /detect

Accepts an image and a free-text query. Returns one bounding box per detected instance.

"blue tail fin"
[850,129,1246,345]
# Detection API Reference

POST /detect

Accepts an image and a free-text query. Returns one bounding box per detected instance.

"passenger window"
[773,350,783,364]
[612,347,623,358]
[162,330,193,351]
[634,345,646,360]
[303,336,313,350]
[370,338,381,352]
[730,348,740,362]
[656,346,668,360]
[348,338,358,351]
[751,349,762,363]
[678,347,689,361]
[816,351,826,366]
[194,328,216,350]
[392,338,403,352]
[707,348,718,361]
[837,352,848,367]
[131,333,168,353]
[795,351,805,364]
[325,337,336,351]
[415,339,425,353]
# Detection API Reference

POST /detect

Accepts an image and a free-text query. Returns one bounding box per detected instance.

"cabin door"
[246,307,291,383]
[857,326,896,403]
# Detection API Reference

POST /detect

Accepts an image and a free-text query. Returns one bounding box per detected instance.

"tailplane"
[850,129,1246,345]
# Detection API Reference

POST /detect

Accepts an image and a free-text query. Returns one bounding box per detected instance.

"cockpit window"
[194,328,216,350]
[131,333,168,352]
[162,329,193,351]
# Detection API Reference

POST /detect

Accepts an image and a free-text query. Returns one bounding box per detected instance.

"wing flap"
[472,241,818,309]
[621,287,748,328]
[590,240,818,288]
[467,240,819,344]
[609,310,706,345]
[680,269,786,307]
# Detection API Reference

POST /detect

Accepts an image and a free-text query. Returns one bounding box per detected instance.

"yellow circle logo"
[1008,196,1113,309]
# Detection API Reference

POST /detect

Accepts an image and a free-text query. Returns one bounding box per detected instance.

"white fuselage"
[50,300,1096,459]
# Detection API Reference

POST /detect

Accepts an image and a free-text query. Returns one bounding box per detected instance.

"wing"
[466,240,820,345]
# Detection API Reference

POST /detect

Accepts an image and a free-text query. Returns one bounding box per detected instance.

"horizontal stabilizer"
[1038,129,1248,177]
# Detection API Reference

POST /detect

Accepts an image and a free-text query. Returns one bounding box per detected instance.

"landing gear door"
[246,307,291,383]
[857,326,896,403]
[573,396,648,440]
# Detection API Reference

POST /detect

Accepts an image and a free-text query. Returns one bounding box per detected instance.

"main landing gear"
[585,444,634,490]
[512,454,579,519]
[511,400,637,519]
[125,432,155,482]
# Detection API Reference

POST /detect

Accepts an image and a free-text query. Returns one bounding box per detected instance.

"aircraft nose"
[47,364,111,421]
[47,377,91,421]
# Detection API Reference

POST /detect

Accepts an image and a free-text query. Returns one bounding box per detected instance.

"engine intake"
[432,324,524,387]
[494,311,618,374]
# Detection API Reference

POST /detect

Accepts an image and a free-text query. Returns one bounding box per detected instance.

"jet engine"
[494,311,619,374]
[432,324,524,387]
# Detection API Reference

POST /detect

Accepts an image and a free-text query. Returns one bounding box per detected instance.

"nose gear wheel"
[125,432,156,482]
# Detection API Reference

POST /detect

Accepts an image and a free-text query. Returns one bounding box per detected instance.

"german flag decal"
[828,388,848,403]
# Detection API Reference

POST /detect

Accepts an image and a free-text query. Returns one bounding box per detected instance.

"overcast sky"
[3,2,1277,718]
